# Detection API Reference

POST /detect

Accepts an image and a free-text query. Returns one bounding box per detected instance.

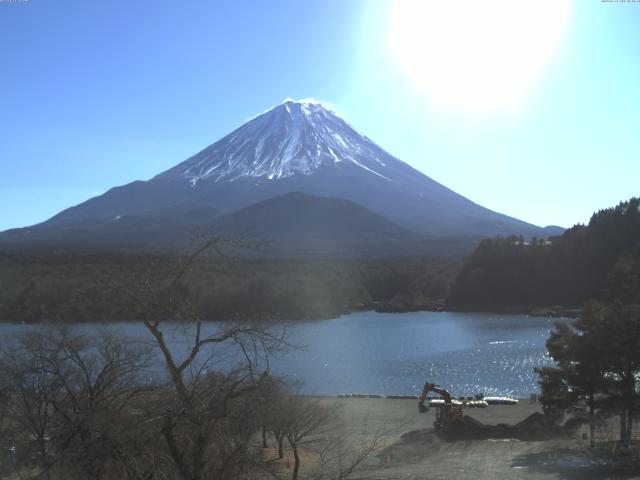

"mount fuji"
[0,100,562,255]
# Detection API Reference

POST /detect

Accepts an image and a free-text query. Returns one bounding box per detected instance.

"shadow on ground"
[512,449,617,480]
[378,429,439,464]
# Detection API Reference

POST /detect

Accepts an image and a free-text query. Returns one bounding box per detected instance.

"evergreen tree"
[537,249,640,445]
[537,310,608,445]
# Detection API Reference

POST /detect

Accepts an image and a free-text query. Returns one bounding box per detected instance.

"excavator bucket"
[418,403,429,413]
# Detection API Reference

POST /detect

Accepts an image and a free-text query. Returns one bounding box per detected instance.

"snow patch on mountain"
[160,100,396,185]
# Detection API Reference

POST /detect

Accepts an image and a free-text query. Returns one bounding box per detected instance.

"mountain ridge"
[1,99,563,255]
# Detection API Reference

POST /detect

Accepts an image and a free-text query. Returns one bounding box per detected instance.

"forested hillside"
[0,253,457,323]
[447,197,640,310]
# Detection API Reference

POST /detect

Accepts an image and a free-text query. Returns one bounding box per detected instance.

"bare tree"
[0,327,158,480]
[279,394,334,480]
[105,236,290,480]
[43,328,154,479]
[253,375,287,458]
[269,392,390,480]
[0,329,63,479]
[312,428,387,480]
[270,410,287,461]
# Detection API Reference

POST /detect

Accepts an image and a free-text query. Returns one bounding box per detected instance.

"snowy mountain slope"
[158,100,392,184]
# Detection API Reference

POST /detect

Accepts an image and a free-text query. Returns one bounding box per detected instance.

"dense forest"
[0,252,458,323]
[447,197,640,311]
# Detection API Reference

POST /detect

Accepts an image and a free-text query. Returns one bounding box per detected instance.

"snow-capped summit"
[158,100,393,185]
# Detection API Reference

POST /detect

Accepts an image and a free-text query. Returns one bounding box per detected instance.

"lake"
[0,311,559,397]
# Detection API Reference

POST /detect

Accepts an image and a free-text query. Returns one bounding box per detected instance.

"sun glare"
[388,0,571,114]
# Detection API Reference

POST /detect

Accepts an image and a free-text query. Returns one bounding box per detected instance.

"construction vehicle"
[417,383,464,431]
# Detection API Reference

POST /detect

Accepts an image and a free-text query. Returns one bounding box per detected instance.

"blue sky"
[1,0,639,231]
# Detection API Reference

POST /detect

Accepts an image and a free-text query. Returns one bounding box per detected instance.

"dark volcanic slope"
[0,211,219,254]
[214,192,413,238]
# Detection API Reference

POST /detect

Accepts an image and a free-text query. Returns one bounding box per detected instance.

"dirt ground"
[299,397,630,480]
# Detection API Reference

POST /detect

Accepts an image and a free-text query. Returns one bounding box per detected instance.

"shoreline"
[443,305,582,318]
[0,305,580,325]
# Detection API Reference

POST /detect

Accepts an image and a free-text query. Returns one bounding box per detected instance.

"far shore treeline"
[1,197,638,323]
[448,197,640,311]
[0,255,456,323]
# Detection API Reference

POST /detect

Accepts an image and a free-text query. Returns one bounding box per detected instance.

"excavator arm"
[418,382,452,413]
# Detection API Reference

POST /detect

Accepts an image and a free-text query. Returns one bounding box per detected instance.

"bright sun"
[388,0,571,113]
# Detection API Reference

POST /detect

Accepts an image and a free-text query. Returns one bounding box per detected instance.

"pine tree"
[538,249,640,445]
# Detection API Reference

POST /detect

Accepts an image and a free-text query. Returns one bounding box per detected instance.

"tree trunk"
[620,409,627,445]
[621,361,634,446]
[589,392,595,448]
[162,417,192,480]
[38,436,51,480]
[291,444,300,480]
[277,434,284,459]
[192,431,207,480]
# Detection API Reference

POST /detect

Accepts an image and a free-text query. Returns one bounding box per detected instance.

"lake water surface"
[0,311,559,397]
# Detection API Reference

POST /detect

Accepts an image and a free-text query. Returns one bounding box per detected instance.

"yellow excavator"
[417,382,464,431]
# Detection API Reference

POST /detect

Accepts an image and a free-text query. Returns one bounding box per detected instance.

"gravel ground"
[302,397,621,480]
